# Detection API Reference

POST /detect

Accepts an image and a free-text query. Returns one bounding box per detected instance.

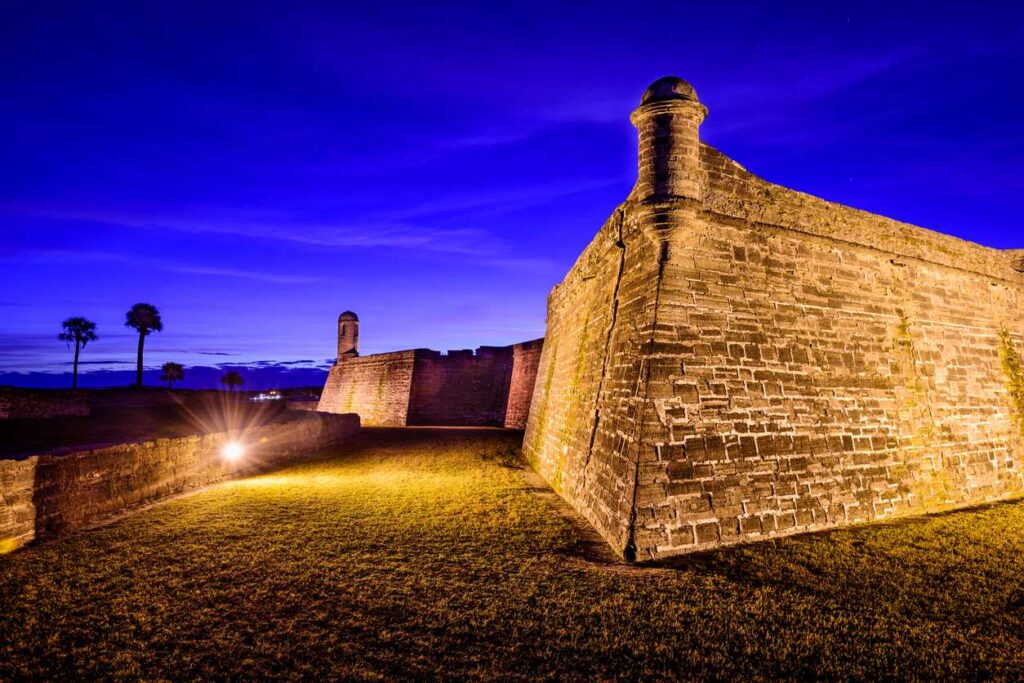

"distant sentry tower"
[337,311,359,361]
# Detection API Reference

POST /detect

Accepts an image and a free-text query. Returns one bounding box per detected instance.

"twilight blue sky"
[2,1,1022,388]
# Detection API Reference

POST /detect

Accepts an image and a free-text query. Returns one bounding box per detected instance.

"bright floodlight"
[222,441,244,462]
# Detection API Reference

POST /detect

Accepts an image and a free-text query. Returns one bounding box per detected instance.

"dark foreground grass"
[2,428,1023,681]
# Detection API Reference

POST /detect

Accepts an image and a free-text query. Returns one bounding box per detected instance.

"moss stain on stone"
[563,318,593,437]
[527,338,559,476]
[891,309,938,452]
[373,367,388,414]
[893,311,922,406]
[550,317,595,494]
[998,326,1024,436]
[342,372,355,413]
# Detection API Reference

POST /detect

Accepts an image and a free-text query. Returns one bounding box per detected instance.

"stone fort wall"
[318,351,417,426]
[523,77,1024,561]
[0,412,360,553]
[505,339,545,429]
[318,338,543,428]
[409,347,514,427]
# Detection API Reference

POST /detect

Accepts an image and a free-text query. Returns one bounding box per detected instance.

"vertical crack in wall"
[578,210,627,496]
[623,238,670,561]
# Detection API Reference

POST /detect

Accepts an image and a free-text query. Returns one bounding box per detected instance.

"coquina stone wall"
[318,351,417,426]
[0,389,90,419]
[319,336,543,428]
[505,339,545,429]
[408,347,514,426]
[1008,249,1024,274]
[0,411,360,553]
[524,76,1024,561]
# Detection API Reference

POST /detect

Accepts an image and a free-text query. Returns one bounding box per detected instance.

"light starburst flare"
[222,441,245,462]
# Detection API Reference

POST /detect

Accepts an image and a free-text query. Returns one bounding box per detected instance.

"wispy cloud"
[24,210,501,256]
[479,257,559,273]
[441,129,536,149]
[707,48,926,140]
[8,166,618,262]
[170,264,328,285]
[367,178,619,224]
[2,247,334,285]
[58,359,133,366]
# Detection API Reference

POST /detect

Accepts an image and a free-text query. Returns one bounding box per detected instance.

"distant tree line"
[160,362,184,388]
[58,303,244,391]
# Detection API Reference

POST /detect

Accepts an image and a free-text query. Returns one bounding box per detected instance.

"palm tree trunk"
[72,340,80,389]
[135,333,145,388]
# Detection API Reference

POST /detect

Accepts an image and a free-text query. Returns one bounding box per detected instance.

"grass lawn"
[1,428,1023,680]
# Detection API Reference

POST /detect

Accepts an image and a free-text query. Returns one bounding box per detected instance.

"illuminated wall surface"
[319,340,543,428]
[523,78,1024,561]
[0,412,360,553]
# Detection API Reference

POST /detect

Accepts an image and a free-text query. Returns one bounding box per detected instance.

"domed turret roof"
[640,76,700,105]
[338,311,359,321]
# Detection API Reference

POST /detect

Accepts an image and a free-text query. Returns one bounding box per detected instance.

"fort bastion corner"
[522,76,1024,561]
[316,76,1022,562]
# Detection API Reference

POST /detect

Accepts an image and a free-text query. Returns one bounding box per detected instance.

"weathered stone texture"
[1008,249,1024,273]
[524,77,1024,561]
[524,208,661,553]
[408,347,513,426]
[0,389,89,419]
[505,339,545,429]
[0,411,360,553]
[318,351,417,426]
[0,458,36,552]
[318,327,543,427]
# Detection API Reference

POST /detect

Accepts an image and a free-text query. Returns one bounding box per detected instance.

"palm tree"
[125,303,163,388]
[58,317,98,389]
[160,362,185,389]
[221,370,244,392]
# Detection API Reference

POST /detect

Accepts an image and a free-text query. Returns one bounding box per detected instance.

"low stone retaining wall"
[286,400,321,411]
[0,411,359,553]
[0,389,90,419]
